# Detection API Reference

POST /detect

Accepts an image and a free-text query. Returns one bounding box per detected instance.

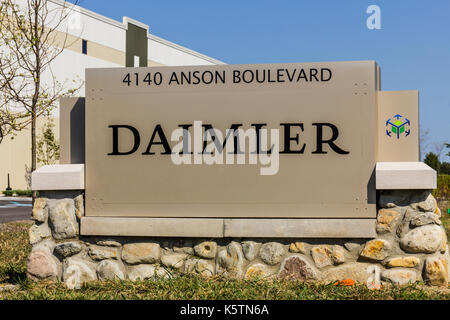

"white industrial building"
[0,0,224,190]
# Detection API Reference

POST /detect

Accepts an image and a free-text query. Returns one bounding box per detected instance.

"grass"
[1,190,33,197]
[442,207,450,240]
[433,174,449,238]
[433,174,449,200]
[0,221,32,285]
[0,221,449,300]
[1,276,449,300]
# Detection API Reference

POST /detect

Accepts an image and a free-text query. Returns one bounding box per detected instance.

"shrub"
[424,152,440,172]
[1,190,32,197]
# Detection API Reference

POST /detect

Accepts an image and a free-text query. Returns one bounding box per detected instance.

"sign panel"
[377,90,419,162]
[85,61,378,218]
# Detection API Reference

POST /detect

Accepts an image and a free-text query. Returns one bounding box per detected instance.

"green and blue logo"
[385,114,410,139]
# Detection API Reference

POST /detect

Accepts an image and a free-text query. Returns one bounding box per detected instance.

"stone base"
[26,190,449,289]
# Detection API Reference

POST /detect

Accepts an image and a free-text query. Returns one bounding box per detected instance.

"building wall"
[0,116,60,191]
[0,0,223,191]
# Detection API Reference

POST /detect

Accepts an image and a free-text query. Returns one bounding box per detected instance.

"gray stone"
[28,223,51,245]
[216,242,244,278]
[62,258,97,289]
[311,245,345,268]
[54,241,83,258]
[412,193,436,212]
[184,259,215,277]
[278,255,319,280]
[74,194,84,219]
[193,241,217,259]
[31,198,48,223]
[396,209,417,238]
[440,229,448,253]
[122,243,160,265]
[96,240,122,247]
[332,245,346,265]
[128,265,171,281]
[245,263,274,279]
[32,239,56,254]
[424,256,448,286]
[400,225,443,253]
[171,240,194,255]
[359,239,391,261]
[288,242,308,254]
[321,262,374,283]
[27,250,59,281]
[242,241,260,261]
[311,245,333,268]
[344,242,362,256]
[161,253,188,270]
[381,268,417,286]
[383,256,420,268]
[410,212,441,227]
[88,245,119,260]
[48,199,78,240]
[96,260,125,281]
[376,209,403,234]
[259,242,285,265]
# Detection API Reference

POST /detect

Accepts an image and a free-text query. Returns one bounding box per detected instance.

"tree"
[36,116,59,165]
[431,141,446,162]
[440,162,450,175]
[424,152,440,173]
[446,143,450,157]
[0,0,81,175]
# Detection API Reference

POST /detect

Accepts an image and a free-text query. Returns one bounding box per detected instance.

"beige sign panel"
[85,61,378,218]
[377,90,419,162]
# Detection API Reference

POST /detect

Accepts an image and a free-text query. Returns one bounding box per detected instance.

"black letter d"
[108,125,140,155]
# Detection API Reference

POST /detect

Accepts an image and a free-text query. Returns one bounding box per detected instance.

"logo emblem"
[385,114,410,139]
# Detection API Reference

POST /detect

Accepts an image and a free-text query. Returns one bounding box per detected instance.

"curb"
[0,196,32,201]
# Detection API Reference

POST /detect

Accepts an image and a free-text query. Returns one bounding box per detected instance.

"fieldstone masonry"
[26,190,449,289]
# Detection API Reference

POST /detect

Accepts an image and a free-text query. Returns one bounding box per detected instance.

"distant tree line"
[424,143,450,175]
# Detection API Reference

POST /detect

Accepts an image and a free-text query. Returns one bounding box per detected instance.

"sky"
[70,0,450,161]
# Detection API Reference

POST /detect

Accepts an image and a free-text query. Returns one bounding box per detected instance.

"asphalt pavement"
[0,197,32,223]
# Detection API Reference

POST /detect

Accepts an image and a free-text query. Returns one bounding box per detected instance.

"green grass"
[0,221,32,285]
[0,221,449,300]
[441,208,450,240]
[2,276,449,300]
[1,190,33,197]
[434,174,449,239]
[433,174,450,201]
[435,175,450,239]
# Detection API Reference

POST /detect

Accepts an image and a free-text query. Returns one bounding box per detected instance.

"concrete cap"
[376,162,436,190]
[31,164,85,191]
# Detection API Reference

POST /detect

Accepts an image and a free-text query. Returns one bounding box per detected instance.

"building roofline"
[49,0,127,30]
[49,0,226,64]
[122,16,149,32]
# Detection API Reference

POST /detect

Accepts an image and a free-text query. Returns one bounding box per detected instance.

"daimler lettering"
[107,122,349,156]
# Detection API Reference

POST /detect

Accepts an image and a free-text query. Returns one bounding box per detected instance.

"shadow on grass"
[0,265,29,288]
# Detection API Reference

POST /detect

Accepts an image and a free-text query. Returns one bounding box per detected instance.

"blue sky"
[72,0,450,161]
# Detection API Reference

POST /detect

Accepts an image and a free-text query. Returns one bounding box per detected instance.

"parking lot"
[0,198,32,223]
